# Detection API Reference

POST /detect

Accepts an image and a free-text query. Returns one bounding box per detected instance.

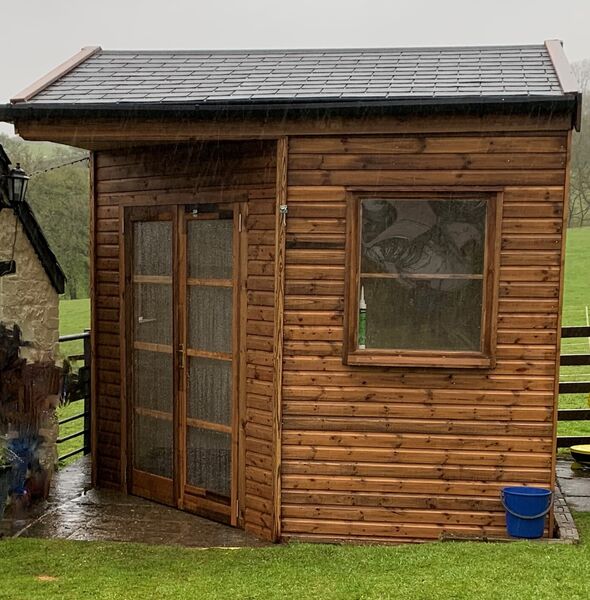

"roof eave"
[0,94,578,123]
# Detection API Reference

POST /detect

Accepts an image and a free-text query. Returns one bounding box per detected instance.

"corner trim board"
[271,136,288,541]
[89,152,98,488]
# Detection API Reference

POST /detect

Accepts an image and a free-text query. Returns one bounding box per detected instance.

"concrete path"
[4,455,587,546]
[1,457,267,548]
[557,457,590,512]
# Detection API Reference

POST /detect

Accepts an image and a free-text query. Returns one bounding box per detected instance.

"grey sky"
[1,0,589,135]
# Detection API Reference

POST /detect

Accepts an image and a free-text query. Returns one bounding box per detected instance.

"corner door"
[126,206,177,506]
[125,203,241,525]
[179,204,240,525]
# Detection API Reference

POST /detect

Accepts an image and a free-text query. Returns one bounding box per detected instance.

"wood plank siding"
[92,140,279,540]
[89,115,571,544]
[280,130,569,543]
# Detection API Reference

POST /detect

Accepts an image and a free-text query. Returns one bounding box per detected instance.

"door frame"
[122,205,179,506]
[178,203,243,525]
[120,200,245,527]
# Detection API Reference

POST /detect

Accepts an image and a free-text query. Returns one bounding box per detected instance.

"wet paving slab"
[13,456,587,547]
[557,457,590,512]
[1,457,268,548]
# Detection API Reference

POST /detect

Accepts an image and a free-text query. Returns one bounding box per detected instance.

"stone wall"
[0,208,59,362]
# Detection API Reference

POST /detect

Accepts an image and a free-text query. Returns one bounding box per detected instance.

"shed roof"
[1,41,581,129]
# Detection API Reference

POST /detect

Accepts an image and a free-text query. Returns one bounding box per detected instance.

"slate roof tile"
[24,45,567,105]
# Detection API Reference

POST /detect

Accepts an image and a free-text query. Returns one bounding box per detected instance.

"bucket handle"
[500,490,553,520]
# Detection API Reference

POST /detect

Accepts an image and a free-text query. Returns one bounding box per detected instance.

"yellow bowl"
[570,445,590,465]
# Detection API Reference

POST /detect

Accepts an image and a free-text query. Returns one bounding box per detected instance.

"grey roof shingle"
[24,45,566,105]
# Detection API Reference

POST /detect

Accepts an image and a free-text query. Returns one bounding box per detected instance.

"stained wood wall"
[280,130,570,542]
[91,118,571,544]
[243,174,279,540]
[92,140,278,540]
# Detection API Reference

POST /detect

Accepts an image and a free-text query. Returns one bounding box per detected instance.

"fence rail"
[557,325,590,449]
[57,330,91,461]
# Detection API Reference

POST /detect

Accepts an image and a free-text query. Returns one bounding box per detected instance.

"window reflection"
[359,198,487,352]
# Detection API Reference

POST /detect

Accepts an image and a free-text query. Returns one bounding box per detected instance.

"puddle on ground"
[2,456,268,548]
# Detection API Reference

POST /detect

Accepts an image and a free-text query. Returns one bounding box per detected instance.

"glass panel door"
[125,203,240,523]
[128,207,175,506]
[182,206,237,523]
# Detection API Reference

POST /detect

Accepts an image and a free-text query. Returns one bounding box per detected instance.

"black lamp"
[6,163,29,204]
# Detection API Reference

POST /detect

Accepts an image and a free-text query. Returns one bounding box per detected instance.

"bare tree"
[570,61,590,228]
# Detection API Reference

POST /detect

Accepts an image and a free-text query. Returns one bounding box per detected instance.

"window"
[344,193,499,368]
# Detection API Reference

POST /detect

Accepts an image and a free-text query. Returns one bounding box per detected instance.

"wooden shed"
[0,41,581,543]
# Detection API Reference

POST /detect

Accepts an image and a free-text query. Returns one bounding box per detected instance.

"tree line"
[571,60,590,228]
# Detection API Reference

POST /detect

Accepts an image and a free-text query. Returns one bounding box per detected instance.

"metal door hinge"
[238,212,243,232]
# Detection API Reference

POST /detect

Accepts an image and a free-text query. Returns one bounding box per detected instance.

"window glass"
[359,198,487,352]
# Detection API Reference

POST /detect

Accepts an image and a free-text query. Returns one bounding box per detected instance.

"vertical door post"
[271,137,288,541]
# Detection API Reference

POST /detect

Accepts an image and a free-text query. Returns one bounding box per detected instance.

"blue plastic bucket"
[501,487,552,539]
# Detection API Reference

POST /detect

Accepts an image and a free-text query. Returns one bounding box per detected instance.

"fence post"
[83,328,91,454]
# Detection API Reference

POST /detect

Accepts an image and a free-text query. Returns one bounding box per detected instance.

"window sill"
[345,351,494,369]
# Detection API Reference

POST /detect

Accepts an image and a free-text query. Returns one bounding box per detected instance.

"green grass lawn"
[0,513,589,600]
[57,298,90,466]
[559,227,590,439]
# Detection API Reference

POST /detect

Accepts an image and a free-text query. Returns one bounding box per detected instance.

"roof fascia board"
[0,94,575,120]
[545,39,582,131]
[11,46,101,104]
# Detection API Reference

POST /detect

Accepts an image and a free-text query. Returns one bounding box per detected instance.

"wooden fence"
[57,330,91,461]
[557,325,590,448]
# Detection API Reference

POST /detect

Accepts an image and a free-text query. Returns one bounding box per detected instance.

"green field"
[559,227,590,438]
[58,298,90,358]
[562,227,590,327]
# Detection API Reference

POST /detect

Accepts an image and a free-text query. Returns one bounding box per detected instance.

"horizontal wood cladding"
[92,140,277,502]
[281,131,568,542]
[244,184,277,540]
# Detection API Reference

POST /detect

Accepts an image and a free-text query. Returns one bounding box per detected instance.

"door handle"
[138,316,156,324]
[177,344,186,370]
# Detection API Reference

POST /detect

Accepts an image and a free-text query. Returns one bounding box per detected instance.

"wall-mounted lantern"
[5,163,30,204]
[0,162,29,275]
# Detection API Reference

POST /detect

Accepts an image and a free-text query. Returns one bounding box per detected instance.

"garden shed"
[0,41,581,543]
